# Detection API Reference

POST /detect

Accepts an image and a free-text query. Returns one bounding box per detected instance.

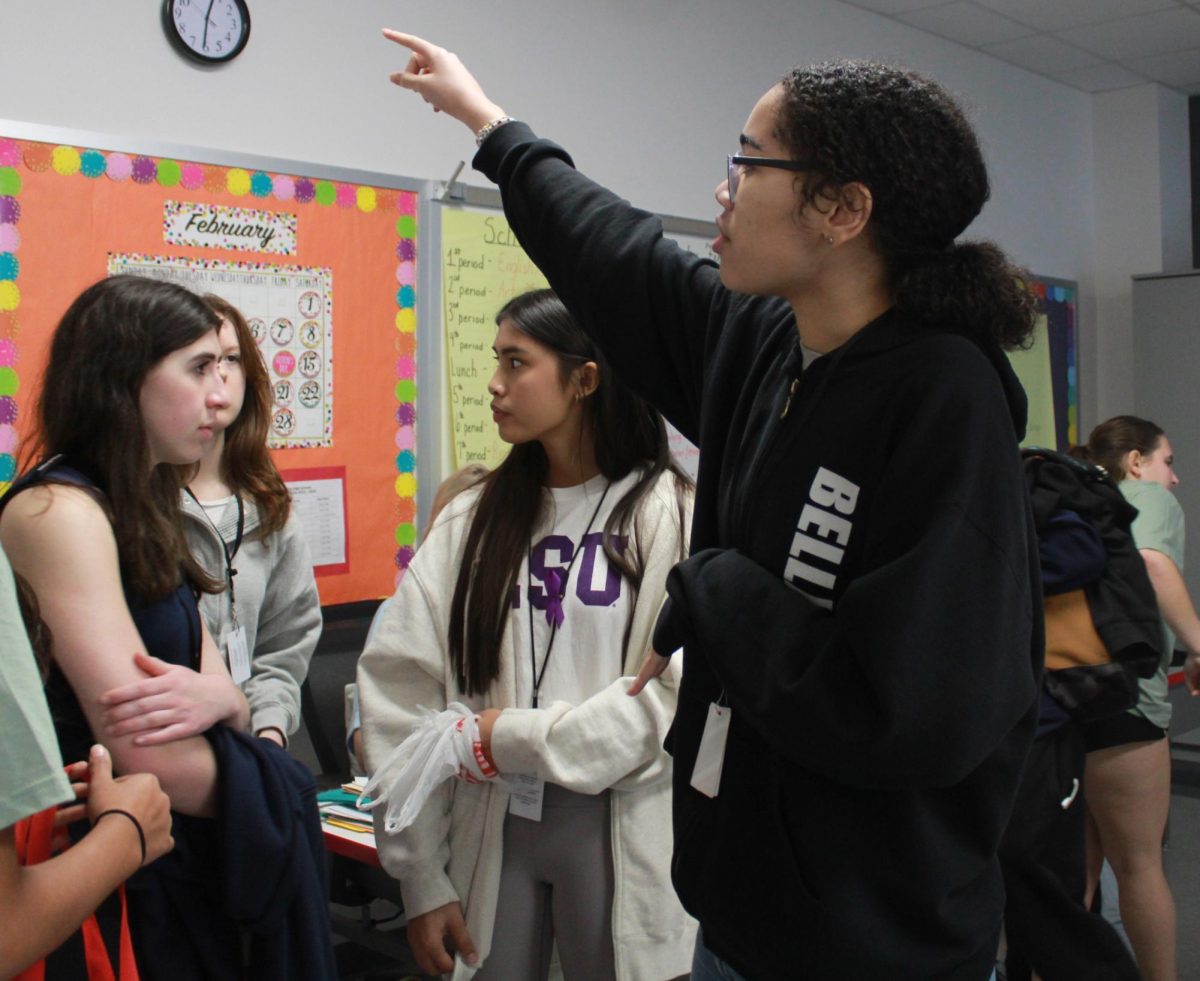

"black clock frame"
[161,0,251,66]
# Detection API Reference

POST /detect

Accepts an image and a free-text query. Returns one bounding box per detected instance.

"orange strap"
[13,805,140,981]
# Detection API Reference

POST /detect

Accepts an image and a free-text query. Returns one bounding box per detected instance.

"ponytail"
[1075,415,1165,482]
[776,61,1037,352]
[892,241,1038,351]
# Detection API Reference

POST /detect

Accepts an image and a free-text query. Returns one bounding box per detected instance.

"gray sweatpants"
[475,783,615,981]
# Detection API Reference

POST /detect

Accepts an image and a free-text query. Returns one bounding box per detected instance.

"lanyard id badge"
[508,773,545,822]
[224,625,252,686]
[690,702,731,798]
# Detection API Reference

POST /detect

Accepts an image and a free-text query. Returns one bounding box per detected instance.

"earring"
[823,234,834,246]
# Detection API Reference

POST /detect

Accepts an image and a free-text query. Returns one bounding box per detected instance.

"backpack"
[1022,448,1163,722]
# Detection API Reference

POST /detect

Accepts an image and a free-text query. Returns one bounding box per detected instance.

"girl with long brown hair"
[177,295,321,747]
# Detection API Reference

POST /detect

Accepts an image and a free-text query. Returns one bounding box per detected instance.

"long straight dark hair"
[447,290,692,695]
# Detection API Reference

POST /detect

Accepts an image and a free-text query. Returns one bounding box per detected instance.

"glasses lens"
[727,156,738,203]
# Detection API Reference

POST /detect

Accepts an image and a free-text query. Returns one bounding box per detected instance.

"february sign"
[163,201,297,255]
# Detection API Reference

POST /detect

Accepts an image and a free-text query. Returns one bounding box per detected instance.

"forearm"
[0,820,141,977]
[1143,549,1200,654]
[243,623,319,737]
[489,671,679,793]
[673,539,1037,787]
[113,738,218,817]
[476,122,723,436]
[247,529,322,737]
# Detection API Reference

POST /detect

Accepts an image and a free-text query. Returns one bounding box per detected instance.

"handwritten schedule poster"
[441,209,548,468]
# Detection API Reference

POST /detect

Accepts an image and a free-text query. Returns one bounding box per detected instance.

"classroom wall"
[1091,84,1192,426]
[0,0,1179,438]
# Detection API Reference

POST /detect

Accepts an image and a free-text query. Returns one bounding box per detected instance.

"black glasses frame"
[727,154,817,203]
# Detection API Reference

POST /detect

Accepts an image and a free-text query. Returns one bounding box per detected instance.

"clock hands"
[202,0,215,51]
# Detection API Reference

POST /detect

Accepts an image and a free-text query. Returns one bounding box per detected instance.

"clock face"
[163,0,250,64]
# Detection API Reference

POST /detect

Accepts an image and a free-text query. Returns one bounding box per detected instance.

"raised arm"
[1,486,222,816]
[381,30,738,442]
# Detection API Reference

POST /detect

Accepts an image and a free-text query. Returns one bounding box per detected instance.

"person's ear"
[823,181,873,247]
[574,361,599,400]
[1125,450,1143,478]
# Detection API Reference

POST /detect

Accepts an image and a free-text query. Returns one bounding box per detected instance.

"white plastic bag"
[358,702,496,834]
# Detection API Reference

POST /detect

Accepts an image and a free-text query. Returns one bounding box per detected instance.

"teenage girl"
[1075,415,1200,981]
[180,294,322,748]
[357,290,696,980]
[0,275,334,979]
[382,35,1042,981]
[0,275,246,973]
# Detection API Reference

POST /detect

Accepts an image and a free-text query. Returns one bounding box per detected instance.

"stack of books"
[317,776,373,835]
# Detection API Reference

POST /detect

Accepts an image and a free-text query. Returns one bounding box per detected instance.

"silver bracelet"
[475,116,514,147]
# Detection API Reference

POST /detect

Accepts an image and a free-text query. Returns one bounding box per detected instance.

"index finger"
[381,29,436,59]
[626,651,666,696]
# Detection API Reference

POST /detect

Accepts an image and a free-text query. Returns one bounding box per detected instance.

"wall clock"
[163,0,250,65]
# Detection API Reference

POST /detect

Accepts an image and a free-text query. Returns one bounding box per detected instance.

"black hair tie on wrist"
[96,808,147,866]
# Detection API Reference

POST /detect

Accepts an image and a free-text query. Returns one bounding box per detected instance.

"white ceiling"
[841,0,1200,94]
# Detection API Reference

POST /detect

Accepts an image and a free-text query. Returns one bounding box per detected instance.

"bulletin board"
[0,119,429,605]
[1007,276,1079,451]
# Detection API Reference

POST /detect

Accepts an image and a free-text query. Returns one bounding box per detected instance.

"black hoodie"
[477,122,1041,980]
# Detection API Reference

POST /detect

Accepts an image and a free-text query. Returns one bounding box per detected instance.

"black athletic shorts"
[1080,711,1167,752]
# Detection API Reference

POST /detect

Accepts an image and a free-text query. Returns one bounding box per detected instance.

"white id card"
[224,626,252,686]
[508,773,545,822]
[690,703,730,798]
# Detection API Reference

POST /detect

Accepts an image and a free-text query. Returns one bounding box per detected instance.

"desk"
[322,819,380,868]
[320,815,423,971]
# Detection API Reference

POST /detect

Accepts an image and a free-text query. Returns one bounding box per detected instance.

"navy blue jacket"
[127,727,335,981]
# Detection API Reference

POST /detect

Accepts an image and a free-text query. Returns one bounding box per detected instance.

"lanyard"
[527,481,610,709]
[185,488,245,625]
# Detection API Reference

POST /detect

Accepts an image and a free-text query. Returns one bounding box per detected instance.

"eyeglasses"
[726,154,817,204]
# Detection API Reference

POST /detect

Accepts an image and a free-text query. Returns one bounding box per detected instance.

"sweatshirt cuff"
[250,704,294,741]
[395,864,460,921]
[472,120,535,180]
[488,709,543,776]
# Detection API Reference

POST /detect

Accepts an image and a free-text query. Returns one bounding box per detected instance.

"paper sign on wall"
[441,209,548,468]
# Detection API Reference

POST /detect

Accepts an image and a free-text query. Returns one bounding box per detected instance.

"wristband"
[472,738,499,779]
[96,808,147,867]
[475,116,514,147]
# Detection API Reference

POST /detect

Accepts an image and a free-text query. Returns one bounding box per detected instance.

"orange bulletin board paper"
[0,132,420,604]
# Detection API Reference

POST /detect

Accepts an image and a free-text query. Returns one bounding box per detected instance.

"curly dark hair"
[776,61,1037,350]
